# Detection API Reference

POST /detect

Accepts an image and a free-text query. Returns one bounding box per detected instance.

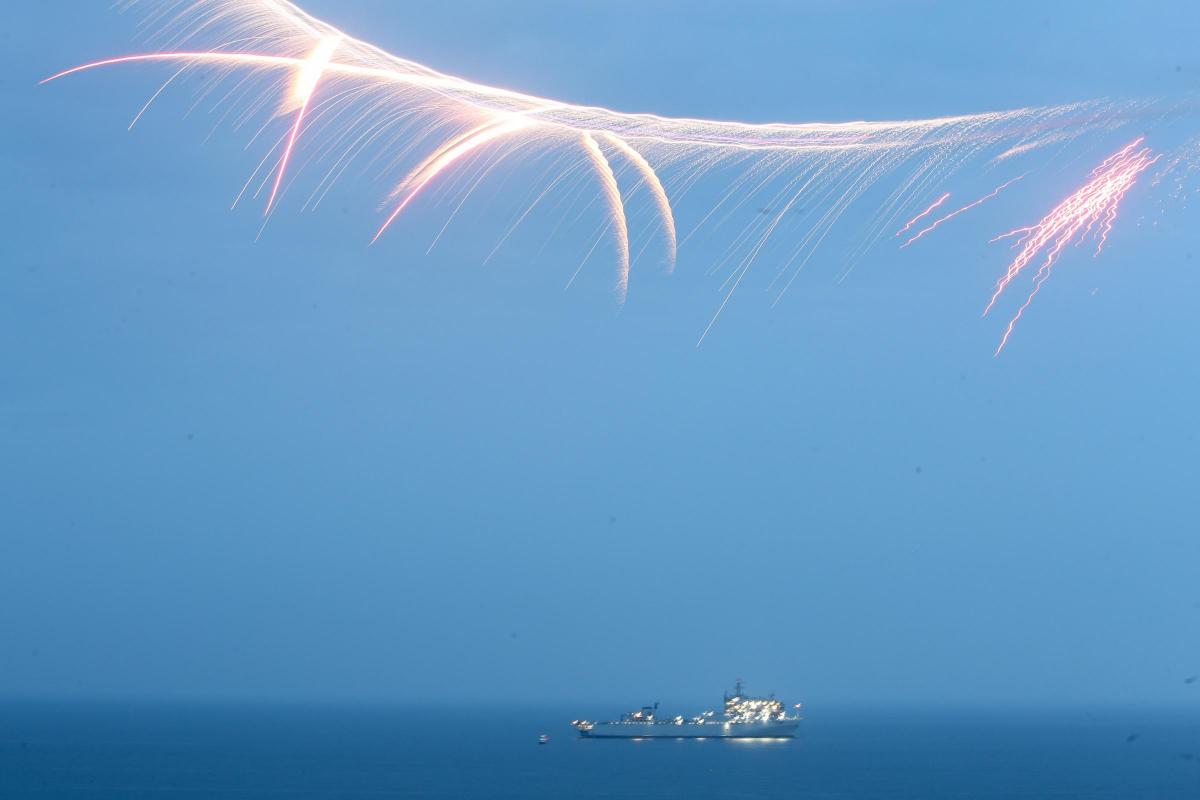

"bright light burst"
[43,0,1177,352]
[266,34,339,214]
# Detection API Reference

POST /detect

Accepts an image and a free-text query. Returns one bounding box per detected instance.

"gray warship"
[572,680,801,739]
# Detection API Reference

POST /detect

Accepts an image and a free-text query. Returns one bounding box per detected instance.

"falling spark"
[986,138,1159,355]
[900,174,1025,248]
[895,192,950,237]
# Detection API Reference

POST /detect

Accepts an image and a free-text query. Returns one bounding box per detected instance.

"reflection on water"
[2,704,1197,799]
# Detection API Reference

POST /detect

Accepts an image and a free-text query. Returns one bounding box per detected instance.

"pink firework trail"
[986,137,1159,355]
[895,192,950,237]
[900,174,1025,248]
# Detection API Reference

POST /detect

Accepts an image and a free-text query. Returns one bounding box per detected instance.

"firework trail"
[42,0,1181,351]
[580,132,631,300]
[599,132,677,271]
[895,192,950,237]
[266,34,339,214]
[900,174,1026,248]
[372,117,536,245]
[985,138,1159,355]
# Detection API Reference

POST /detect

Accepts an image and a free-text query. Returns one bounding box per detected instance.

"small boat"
[538,734,550,745]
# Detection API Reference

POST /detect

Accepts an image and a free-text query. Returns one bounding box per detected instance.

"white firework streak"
[580,132,630,302]
[599,132,677,271]
[43,0,1170,344]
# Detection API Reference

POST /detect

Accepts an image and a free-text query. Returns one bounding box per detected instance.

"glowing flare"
[581,133,631,302]
[986,138,1159,355]
[286,35,340,112]
[599,133,676,271]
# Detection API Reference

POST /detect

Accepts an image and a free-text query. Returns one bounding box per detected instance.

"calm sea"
[1,703,1197,798]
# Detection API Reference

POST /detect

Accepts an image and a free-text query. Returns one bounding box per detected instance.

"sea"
[2,703,1197,799]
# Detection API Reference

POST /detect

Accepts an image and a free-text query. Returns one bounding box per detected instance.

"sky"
[1,1,1199,712]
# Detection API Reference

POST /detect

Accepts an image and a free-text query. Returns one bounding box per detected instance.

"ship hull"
[580,720,798,739]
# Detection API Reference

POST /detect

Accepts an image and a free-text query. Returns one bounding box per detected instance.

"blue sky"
[1,1,1199,709]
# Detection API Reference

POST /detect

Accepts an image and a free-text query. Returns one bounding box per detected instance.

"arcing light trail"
[371,117,537,246]
[579,132,631,301]
[45,0,1175,353]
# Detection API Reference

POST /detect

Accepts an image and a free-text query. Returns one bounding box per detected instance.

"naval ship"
[571,680,801,739]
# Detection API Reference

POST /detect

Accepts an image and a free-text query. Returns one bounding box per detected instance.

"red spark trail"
[895,192,949,237]
[900,174,1025,248]
[986,138,1159,355]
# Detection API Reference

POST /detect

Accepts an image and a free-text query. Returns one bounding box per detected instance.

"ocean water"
[1,703,1197,799]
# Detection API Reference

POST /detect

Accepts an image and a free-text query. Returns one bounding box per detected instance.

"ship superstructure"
[572,680,801,739]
